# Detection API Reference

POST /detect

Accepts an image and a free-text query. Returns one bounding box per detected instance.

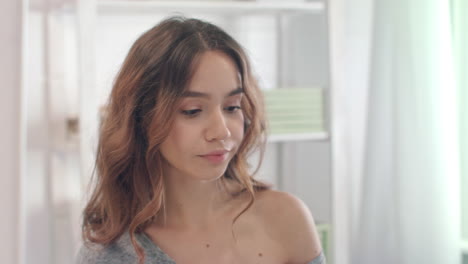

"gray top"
[75,232,175,264]
[75,232,326,264]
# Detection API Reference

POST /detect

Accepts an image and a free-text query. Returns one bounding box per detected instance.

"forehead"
[187,50,242,93]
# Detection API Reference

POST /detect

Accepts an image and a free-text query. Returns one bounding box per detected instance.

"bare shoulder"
[254,190,323,264]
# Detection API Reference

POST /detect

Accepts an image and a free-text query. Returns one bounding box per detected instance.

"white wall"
[0,0,24,263]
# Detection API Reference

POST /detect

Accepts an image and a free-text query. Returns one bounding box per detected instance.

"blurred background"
[0,0,466,264]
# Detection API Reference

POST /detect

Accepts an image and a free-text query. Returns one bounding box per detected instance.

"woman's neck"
[155,172,243,230]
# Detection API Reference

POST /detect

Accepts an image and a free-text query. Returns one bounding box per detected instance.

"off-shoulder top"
[76,231,326,264]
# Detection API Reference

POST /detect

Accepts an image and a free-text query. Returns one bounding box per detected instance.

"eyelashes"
[181,106,242,117]
[225,106,242,113]
[181,109,202,116]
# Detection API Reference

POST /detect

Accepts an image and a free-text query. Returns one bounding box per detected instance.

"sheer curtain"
[452,0,468,248]
[330,0,463,263]
[352,0,461,264]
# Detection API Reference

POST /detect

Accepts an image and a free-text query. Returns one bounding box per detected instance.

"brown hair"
[81,16,269,263]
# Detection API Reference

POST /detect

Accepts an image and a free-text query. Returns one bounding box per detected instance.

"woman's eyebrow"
[181,87,244,98]
[227,87,244,97]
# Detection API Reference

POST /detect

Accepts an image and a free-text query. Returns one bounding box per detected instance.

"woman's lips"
[199,150,229,163]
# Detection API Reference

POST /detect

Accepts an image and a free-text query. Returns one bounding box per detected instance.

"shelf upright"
[77,0,98,191]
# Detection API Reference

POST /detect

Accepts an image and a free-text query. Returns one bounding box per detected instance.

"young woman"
[77,16,325,264]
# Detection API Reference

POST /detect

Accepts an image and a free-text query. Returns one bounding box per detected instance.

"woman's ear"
[243,119,251,132]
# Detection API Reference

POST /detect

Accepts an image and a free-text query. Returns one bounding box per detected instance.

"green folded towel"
[264,88,325,135]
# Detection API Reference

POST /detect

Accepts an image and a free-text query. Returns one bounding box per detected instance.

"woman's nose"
[205,109,231,142]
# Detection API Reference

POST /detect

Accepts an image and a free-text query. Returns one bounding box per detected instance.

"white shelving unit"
[268,132,329,143]
[97,0,325,14]
[72,0,334,263]
[462,240,468,254]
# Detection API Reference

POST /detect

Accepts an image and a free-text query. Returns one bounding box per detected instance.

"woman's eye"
[225,106,242,113]
[181,109,202,116]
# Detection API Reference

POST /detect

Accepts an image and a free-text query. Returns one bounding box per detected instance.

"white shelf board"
[267,132,328,143]
[462,240,468,254]
[97,1,325,15]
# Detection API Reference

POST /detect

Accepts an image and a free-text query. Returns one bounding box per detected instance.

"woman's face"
[159,50,245,182]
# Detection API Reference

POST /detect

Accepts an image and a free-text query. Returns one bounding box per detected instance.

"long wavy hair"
[81,16,269,263]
